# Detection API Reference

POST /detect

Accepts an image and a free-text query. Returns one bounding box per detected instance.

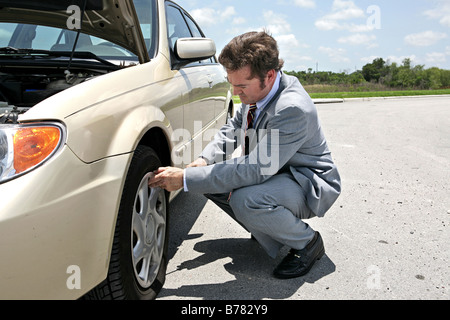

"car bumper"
[0,145,131,299]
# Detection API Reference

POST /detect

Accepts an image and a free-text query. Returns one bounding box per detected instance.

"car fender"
[65,101,175,164]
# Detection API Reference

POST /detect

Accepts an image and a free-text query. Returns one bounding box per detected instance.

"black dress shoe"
[273,232,325,279]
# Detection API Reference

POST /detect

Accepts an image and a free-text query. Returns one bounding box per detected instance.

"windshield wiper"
[0,46,21,54]
[0,47,119,69]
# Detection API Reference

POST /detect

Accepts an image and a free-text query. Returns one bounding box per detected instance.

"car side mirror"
[173,38,216,69]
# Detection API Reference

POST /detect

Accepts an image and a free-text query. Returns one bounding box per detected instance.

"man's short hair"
[219,31,284,84]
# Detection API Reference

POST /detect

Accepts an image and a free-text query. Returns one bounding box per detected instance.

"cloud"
[294,0,316,9]
[424,0,450,27]
[360,55,380,64]
[190,6,238,27]
[404,31,448,47]
[360,55,419,67]
[276,34,300,47]
[315,0,369,32]
[328,0,365,20]
[318,46,350,63]
[425,52,447,64]
[232,17,246,25]
[385,55,418,65]
[338,33,377,48]
[263,10,291,34]
[276,34,312,68]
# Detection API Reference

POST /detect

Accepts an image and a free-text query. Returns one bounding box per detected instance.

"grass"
[233,88,450,103]
[309,89,450,99]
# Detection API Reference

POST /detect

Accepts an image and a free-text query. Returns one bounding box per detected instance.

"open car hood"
[0,0,149,63]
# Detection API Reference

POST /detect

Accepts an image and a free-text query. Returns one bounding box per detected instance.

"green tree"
[426,67,443,89]
[362,58,386,82]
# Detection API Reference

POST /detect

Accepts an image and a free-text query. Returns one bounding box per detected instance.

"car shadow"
[166,192,209,261]
[162,193,336,300]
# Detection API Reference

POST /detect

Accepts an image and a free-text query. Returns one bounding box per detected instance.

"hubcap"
[131,173,166,289]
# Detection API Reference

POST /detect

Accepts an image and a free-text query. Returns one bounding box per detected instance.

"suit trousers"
[205,172,317,258]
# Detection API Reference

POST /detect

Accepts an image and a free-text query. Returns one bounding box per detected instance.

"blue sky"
[177,0,450,73]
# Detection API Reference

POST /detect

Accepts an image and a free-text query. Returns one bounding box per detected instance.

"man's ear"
[267,69,277,83]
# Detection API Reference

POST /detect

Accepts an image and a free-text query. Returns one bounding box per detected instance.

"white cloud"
[276,34,300,47]
[329,0,365,20]
[360,55,380,64]
[425,52,447,64]
[318,46,350,63]
[338,33,377,48]
[221,6,236,20]
[260,9,312,71]
[386,55,418,66]
[275,33,312,70]
[190,6,238,27]
[315,0,369,32]
[263,10,291,34]
[233,17,246,25]
[294,0,316,9]
[404,31,448,47]
[424,0,450,27]
[190,8,216,27]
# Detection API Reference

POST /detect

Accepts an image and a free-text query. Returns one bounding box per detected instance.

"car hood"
[0,0,149,63]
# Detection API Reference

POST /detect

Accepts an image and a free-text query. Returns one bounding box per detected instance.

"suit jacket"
[185,73,341,217]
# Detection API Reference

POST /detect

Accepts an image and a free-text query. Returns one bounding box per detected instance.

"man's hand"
[148,167,184,192]
[148,159,207,192]
[187,158,208,168]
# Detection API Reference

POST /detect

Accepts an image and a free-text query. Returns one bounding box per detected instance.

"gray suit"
[185,73,341,258]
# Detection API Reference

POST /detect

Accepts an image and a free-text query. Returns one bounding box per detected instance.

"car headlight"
[0,123,65,183]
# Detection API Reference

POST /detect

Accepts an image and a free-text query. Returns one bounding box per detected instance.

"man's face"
[227,66,275,105]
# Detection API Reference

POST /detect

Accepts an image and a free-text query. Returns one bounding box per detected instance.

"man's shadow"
[161,238,335,300]
[161,193,336,300]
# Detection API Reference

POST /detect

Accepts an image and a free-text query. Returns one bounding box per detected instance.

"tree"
[426,67,443,89]
[362,58,386,82]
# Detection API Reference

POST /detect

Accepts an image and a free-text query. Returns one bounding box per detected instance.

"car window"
[166,3,215,66]
[133,0,157,58]
[0,0,156,61]
[166,4,193,51]
[184,14,203,38]
[0,22,138,60]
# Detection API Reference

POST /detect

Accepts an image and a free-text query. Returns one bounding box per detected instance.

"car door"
[165,2,221,164]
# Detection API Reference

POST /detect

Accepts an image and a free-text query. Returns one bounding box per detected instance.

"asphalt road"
[158,95,450,300]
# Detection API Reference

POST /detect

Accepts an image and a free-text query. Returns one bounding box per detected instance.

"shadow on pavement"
[163,192,336,299]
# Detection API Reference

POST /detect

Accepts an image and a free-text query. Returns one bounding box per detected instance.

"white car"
[0,0,232,299]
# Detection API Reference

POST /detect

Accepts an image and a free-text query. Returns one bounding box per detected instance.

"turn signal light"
[13,127,62,174]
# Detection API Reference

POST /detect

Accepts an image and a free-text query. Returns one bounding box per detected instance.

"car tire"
[86,145,169,300]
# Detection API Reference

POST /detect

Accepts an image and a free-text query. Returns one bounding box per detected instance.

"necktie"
[245,104,257,156]
[247,104,257,129]
[229,104,258,202]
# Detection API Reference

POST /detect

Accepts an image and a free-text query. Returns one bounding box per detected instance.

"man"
[149,31,341,279]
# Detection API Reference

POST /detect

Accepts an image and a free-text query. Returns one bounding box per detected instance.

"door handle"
[207,74,213,88]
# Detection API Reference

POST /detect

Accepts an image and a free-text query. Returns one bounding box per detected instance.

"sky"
[176,0,450,73]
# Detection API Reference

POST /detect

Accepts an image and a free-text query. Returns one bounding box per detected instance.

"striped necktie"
[245,104,257,156]
[247,104,257,129]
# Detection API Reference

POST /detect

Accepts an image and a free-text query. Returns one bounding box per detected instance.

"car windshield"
[0,0,156,62]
